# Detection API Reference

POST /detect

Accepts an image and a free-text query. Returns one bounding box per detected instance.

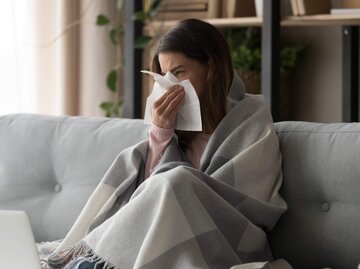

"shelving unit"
[263,1,359,122]
[282,14,360,122]
[124,0,360,122]
[145,14,360,30]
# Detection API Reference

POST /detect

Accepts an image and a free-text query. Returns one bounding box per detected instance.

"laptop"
[0,210,42,269]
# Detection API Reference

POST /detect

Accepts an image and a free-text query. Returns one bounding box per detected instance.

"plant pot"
[236,69,291,120]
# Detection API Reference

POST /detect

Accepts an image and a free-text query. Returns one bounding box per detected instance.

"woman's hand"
[152,85,185,129]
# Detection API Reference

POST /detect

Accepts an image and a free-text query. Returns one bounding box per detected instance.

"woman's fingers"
[152,85,185,129]
[154,85,184,112]
[153,85,178,107]
[163,86,185,114]
[163,89,185,116]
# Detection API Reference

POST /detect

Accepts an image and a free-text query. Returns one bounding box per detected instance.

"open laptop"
[0,210,42,269]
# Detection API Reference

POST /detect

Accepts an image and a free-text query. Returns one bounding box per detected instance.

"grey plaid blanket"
[41,75,289,269]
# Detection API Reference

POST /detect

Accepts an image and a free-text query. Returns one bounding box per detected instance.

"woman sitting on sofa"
[41,19,290,269]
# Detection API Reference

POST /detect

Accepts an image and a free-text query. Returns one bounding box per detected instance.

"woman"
[145,18,234,178]
[41,19,290,269]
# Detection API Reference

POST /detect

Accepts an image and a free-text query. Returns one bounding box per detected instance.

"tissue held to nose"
[152,84,185,129]
[142,69,202,131]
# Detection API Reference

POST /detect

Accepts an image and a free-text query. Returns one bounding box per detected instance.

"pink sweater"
[145,124,211,178]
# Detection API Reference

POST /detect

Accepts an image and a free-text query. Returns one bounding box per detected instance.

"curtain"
[0,0,117,117]
[0,0,36,115]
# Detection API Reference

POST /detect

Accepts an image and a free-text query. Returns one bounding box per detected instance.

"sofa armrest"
[269,121,360,269]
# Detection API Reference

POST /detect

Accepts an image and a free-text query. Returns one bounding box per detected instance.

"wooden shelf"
[145,14,360,35]
[283,14,360,26]
[148,17,262,29]
[144,17,262,35]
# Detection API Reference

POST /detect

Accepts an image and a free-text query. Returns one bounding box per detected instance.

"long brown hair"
[152,19,234,146]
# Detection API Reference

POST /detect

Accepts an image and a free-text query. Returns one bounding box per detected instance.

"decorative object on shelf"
[222,0,256,18]
[331,0,360,14]
[225,27,305,120]
[153,0,221,20]
[254,0,263,17]
[331,8,360,14]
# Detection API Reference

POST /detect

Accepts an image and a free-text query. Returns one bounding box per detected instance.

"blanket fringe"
[42,240,116,269]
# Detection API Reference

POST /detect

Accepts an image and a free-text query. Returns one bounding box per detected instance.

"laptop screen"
[0,210,41,269]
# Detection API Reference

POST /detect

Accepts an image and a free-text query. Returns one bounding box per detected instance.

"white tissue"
[142,70,202,131]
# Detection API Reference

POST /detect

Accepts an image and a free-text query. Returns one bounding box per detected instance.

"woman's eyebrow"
[170,65,184,74]
[160,65,184,75]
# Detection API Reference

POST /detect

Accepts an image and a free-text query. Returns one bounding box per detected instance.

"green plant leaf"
[112,102,121,117]
[109,29,117,45]
[133,11,149,21]
[96,14,110,26]
[134,35,152,48]
[100,102,113,117]
[100,102,113,110]
[149,0,162,17]
[280,45,305,72]
[133,1,161,21]
[107,70,117,92]
[226,27,305,72]
[100,100,123,118]
[109,27,123,45]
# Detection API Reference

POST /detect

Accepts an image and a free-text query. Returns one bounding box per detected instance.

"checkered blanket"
[41,75,290,269]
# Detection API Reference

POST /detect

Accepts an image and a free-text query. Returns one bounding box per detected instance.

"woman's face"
[158,52,209,98]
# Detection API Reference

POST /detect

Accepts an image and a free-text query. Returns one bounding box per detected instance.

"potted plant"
[95,0,162,117]
[224,27,304,120]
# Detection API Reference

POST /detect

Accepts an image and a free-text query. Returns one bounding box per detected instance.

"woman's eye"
[174,71,184,77]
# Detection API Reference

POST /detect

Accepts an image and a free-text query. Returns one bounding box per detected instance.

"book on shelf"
[155,0,221,20]
[331,8,360,14]
[290,0,300,15]
[342,0,360,8]
[296,0,331,15]
[222,0,256,18]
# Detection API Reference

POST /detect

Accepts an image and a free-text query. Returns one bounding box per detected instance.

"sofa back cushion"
[0,114,149,242]
[269,121,360,269]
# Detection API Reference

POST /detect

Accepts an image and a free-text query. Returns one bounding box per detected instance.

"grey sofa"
[0,113,359,269]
